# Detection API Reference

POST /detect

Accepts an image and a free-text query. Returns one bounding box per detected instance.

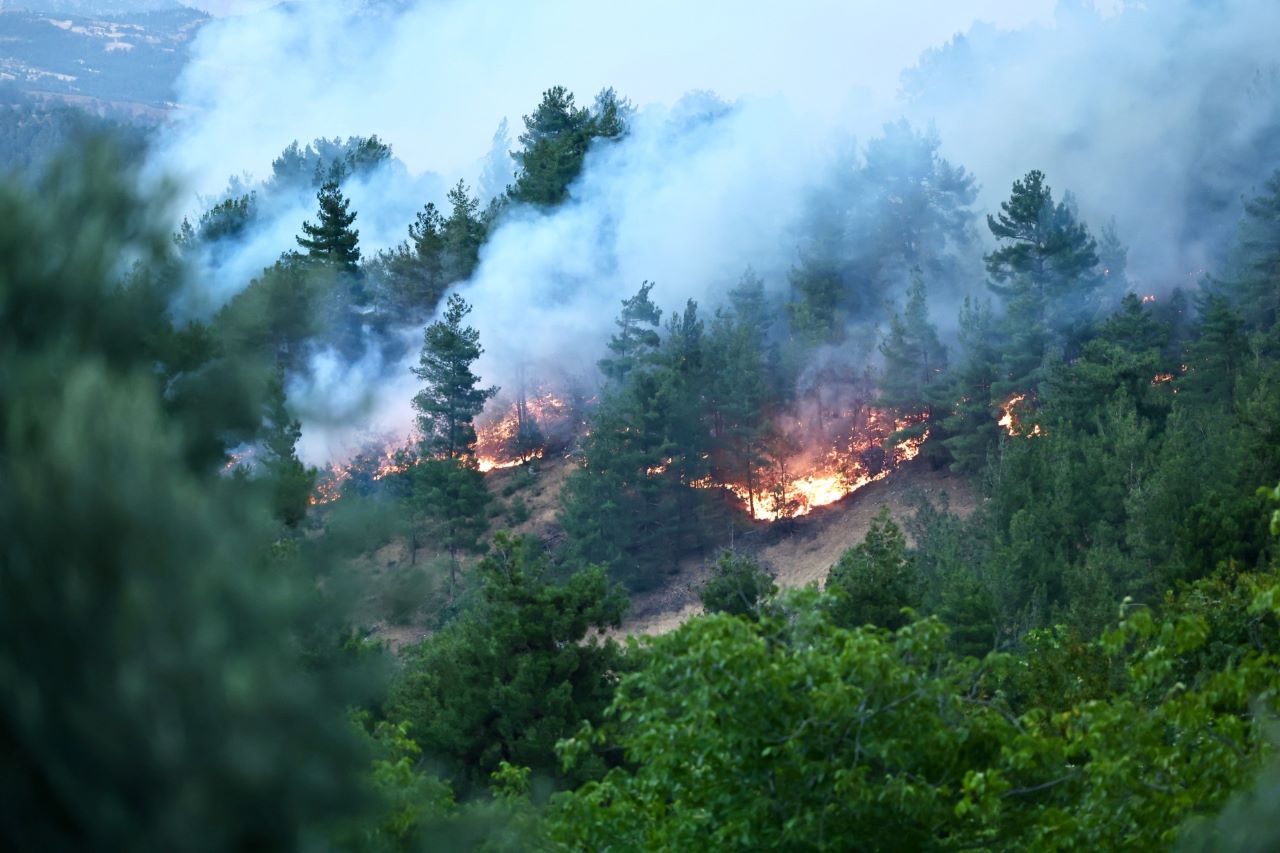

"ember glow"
[309,440,416,506]
[698,411,931,522]
[309,465,349,506]
[474,388,576,472]
[998,393,1042,438]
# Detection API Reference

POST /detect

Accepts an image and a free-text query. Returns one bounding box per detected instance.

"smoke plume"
[152,0,1280,465]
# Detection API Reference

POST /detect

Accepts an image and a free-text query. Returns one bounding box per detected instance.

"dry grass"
[340,454,977,645]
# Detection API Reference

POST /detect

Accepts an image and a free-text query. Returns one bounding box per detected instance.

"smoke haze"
[152,0,1280,465]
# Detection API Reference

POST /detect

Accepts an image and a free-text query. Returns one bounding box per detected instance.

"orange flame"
[474,388,572,472]
[309,464,350,506]
[693,412,930,522]
[998,393,1042,438]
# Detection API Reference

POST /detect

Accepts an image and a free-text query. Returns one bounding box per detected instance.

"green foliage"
[183,192,257,247]
[547,592,1000,850]
[441,179,485,282]
[213,254,332,372]
[699,550,777,619]
[787,121,977,346]
[1042,293,1169,428]
[1178,293,1248,406]
[548,564,1280,850]
[561,288,721,590]
[508,85,631,207]
[985,169,1102,393]
[297,180,362,276]
[0,140,377,850]
[938,296,1003,473]
[1222,169,1280,331]
[0,90,150,176]
[259,367,316,528]
[703,270,780,513]
[879,275,947,417]
[411,293,498,460]
[825,507,920,630]
[410,458,492,598]
[507,495,532,525]
[270,135,392,193]
[597,280,662,381]
[388,533,627,795]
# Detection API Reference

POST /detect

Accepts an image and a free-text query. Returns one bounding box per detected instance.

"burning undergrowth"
[697,406,930,522]
[303,381,929,522]
[306,386,586,505]
[473,386,584,472]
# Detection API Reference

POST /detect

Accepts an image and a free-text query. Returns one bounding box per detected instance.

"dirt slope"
[618,461,978,636]
[350,455,977,647]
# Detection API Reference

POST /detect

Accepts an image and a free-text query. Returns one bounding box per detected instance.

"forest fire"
[307,390,578,506]
[308,442,413,506]
[309,465,349,506]
[703,411,930,522]
[998,393,1042,437]
[474,388,577,472]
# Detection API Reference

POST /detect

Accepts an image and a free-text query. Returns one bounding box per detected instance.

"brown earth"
[617,461,978,637]
[346,454,977,647]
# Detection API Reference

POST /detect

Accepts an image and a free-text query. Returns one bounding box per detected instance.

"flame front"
[474,388,574,472]
[695,411,931,522]
[998,393,1042,437]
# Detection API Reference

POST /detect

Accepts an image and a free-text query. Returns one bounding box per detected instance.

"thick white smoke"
[153,0,1280,465]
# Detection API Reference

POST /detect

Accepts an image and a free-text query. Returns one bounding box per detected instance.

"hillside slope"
[618,460,977,635]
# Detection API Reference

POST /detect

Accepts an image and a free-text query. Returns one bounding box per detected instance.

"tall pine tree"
[985,170,1101,395]
[411,294,497,460]
[878,275,947,418]
[297,180,361,276]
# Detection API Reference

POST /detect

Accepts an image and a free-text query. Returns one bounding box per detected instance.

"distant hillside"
[0,5,206,109]
[0,2,185,14]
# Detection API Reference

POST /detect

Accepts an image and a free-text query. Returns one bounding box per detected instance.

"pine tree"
[1231,170,1280,330]
[367,202,447,325]
[1179,294,1248,406]
[878,275,947,417]
[1043,293,1167,428]
[705,271,778,515]
[479,117,514,203]
[441,180,485,282]
[825,507,919,630]
[700,550,777,620]
[561,289,717,591]
[939,297,1003,473]
[412,457,491,600]
[297,180,361,276]
[388,533,625,795]
[859,120,977,276]
[599,281,662,382]
[411,294,498,460]
[260,368,315,528]
[985,170,1101,392]
[509,85,631,207]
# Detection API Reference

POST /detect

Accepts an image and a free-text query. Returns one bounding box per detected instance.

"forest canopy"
[5,2,1280,849]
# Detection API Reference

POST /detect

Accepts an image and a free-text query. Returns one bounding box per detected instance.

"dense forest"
[6,6,1280,849]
